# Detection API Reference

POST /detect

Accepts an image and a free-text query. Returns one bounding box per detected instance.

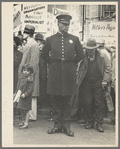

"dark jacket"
[77,50,111,88]
[16,74,34,110]
[70,50,111,115]
[14,49,23,92]
[41,32,84,96]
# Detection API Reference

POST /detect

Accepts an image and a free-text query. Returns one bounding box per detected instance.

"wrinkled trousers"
[83,79,104,124]
[52,95,71,129]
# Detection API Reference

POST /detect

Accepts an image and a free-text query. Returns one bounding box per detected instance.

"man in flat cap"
[18,25,39,122]
[77,38,111,132]
[41,14,84,137]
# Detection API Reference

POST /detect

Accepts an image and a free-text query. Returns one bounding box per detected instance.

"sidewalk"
[13,109,116,147]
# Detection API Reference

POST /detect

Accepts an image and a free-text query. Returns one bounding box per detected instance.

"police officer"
[41,14,84,137]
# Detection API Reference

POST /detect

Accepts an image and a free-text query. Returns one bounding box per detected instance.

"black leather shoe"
[47,128,62,134]
[63,128,74,137]
[96,123,104,132]
[85,123,94,129]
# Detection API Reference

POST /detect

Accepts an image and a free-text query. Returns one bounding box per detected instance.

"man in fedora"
[77,38,111,132]
[18,25,39,121]
[41,14,84,137]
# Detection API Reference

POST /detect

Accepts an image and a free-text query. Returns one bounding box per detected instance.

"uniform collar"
[57,32,68,37]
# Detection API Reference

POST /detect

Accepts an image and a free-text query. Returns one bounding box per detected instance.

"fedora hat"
[56,14,72,24]
[35,33,45,41]
[84,38,99,49]
[23,25,35,34]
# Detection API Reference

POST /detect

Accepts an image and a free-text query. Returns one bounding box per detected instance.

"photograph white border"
[2,1,118,147]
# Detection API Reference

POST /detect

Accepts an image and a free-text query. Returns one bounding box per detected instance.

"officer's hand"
[21,94,25,98]
[102,81,107,90]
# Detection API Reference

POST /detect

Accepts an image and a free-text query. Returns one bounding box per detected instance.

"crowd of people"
[13,13,116,137]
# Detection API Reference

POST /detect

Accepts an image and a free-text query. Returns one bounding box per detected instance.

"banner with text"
[22,4,47,33]
[89,21,116,45]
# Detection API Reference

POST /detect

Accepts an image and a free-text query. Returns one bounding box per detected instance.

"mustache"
[88,55,94,58]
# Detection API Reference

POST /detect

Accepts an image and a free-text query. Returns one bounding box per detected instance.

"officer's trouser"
[83,79,104,124]
[52,95,71,129]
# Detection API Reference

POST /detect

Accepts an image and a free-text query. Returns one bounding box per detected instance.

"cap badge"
[69,39,73,44]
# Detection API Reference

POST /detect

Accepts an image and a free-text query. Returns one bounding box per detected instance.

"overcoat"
[39,48,47,101]
[14,49,23,92]
[71,50,111,115]
[41,32,84,96]
[18,38,39,96]
[16,74,34,110]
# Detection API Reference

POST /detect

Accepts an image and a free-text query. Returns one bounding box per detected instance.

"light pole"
[82,5,84,41]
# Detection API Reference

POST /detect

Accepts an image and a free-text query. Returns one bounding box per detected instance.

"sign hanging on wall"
[89,21,116,45]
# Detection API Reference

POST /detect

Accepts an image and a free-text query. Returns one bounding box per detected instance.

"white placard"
[89,21,116,45]
[22,4,47,33]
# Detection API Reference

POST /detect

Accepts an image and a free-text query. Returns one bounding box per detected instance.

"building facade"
[13,4,116,44]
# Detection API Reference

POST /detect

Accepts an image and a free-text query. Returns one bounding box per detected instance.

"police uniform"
[41,14,84,136]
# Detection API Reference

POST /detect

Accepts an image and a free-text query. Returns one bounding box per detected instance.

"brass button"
[61,58,65,61]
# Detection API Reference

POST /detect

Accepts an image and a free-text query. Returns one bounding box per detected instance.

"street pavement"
[13,113,116,147]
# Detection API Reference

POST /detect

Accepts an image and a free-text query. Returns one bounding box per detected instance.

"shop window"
[102,5,116,18]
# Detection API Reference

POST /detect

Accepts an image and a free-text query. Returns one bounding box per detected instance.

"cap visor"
[59,21,70,24]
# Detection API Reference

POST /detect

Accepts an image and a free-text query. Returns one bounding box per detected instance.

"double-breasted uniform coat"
[41,32,84,96]
[18,38,39,97]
